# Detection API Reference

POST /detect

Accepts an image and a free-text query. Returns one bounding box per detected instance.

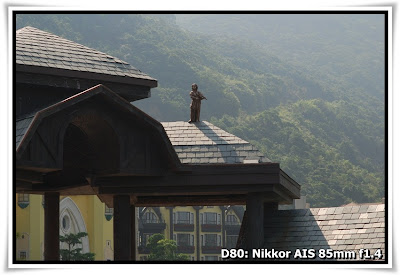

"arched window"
[17,194,29,209]
[59,197,90,254]
[143,212,158,223]
[105,205,113,221]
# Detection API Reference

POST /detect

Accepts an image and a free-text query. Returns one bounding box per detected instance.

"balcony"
[141,219,167,233]
[174,221,194,232]
[201,223,221,232]
[225,221,241,235]
[177,245,195,254]
[138,246,150,254]
[201,246,222,254]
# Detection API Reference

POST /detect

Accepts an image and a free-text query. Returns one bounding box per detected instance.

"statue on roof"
[188,83,207,123]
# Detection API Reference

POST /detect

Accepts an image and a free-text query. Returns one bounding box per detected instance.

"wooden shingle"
[161,121,271,164]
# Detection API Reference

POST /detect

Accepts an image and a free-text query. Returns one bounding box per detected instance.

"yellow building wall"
[160,207,171,239]
[16,194,45,260]
[64,195,113,261]
[16,194,113,261]
[29,195,44,260]
[16,195,233,261]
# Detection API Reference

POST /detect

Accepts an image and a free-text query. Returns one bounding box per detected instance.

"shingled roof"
[15,114,35,150]
[263,203,386,261]
[161,121,271,164]
[16,26,157,87]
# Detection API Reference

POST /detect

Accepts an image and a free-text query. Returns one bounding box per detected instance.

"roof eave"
[16,64,158,88]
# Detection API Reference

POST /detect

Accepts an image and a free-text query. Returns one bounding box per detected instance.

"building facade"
[138,205,244,261]
[16,193,244,261]
[16,194,114,261]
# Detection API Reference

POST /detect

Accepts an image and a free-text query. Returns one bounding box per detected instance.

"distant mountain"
[176,14,385,100]
[16,13,385,207]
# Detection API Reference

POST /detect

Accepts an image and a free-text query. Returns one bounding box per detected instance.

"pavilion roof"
[161,121,271,164]
[16,26,157,87]
[261,203,386,261]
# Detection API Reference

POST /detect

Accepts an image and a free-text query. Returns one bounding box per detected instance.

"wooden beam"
[98,184,275,197]
[16,65,157,89]
[95,171,279,188]
[134,194,248,206]
[16,169,44,183]
[44,192,60,261]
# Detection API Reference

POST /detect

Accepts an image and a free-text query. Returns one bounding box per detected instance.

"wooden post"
[246,193,264,255]
[263,202,278,214]
[113,195,131,261]
[44,192,60,261]
[194,206,201,260]
[168,207,174,240]
[130,205,136,261]
[220,206,226,248]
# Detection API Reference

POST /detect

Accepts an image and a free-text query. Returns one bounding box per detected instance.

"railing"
[225,221,240,226]
[176,245,195,254]
[142,219,165,224]
[138,246,150,254]
[174,221,194,231]
[201,245,222,254]
[141,219,166,233]
[175,219,191,224]
[201,223,221,232]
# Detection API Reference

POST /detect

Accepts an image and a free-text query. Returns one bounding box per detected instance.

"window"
[205,256,218,261]
[143,212,158,223]
[105,205,113,221]
[17,194,29,209]
[176,234,194,246]
[141,233,154,246]
[202,234,221,247]
[226,214,239,225]
[61,215,71,232]
[19,251,27,260]
[174,211,193,224]
[105,205,113,214]
[18,194,29,203]
[201,212,221,225]
[226,235,238,249]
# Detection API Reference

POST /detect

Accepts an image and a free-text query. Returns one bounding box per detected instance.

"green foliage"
[212,98,384,207]
[60,232,95,261]
[16,14,385,207]
[146,234,189,261]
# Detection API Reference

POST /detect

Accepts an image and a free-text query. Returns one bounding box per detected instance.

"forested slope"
[16,13,385,207]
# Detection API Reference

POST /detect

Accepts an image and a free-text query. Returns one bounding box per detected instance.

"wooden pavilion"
[15,26,300,261]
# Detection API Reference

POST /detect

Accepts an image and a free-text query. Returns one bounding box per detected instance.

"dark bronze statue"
[188,83,207,123]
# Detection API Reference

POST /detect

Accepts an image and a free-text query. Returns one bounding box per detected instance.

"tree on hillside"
[60,232,95,261]
[147,233,189,261]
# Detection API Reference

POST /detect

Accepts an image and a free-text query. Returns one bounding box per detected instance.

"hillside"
[15,13,385,207]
